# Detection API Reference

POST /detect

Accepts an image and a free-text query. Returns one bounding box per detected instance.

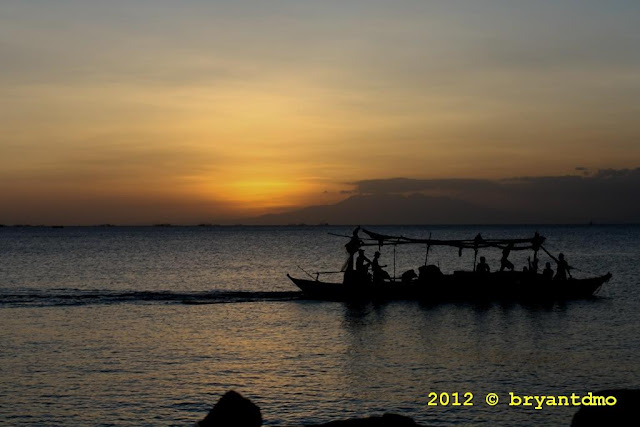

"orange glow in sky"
[1,1,639,224]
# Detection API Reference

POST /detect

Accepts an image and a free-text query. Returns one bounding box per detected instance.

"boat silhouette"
[288,228,612,302]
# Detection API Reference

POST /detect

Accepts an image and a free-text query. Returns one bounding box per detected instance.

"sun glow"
[209,178,309,212]
[202,173,348,217]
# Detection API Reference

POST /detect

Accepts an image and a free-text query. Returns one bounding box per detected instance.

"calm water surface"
[1,225,639,426]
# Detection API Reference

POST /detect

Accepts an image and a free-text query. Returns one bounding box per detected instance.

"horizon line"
[2,223,639,228]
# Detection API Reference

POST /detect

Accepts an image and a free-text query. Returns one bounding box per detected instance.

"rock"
[571,389,640,427]
[196,392,425,426]
[197,390,262,427]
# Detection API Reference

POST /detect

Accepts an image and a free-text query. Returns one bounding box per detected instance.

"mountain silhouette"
[244,169,640,225]
[247,193,512,225]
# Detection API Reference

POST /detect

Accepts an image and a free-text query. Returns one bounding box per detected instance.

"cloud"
[352,168,640,194]
[352,177,500,196]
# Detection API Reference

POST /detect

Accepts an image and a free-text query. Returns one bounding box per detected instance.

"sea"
[1,225,638,426]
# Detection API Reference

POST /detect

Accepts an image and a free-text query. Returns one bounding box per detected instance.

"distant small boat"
[288,228,612,302]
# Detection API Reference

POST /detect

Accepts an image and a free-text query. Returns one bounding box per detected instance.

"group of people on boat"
[343,227,393,284]
[344,226,573,285]
[345,248,391,284]
[476,252,571,280]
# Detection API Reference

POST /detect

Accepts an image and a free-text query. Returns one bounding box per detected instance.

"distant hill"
[244,169,640,225]
[246,193,516,225]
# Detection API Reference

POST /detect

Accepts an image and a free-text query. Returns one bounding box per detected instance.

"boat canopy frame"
[357,228,545,252]
[326,227,548,279]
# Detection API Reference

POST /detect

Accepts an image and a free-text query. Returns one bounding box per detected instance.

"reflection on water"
[1,226,639,426]
[1,297,638,426]
[336,299,636,426]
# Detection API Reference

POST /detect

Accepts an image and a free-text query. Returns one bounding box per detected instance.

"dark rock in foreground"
[199,389,640,426]
[571,389,640,427]
[197,391,423,427]
[197,390,262,427]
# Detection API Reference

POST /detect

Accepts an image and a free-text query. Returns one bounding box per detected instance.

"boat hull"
[287,272,611,302]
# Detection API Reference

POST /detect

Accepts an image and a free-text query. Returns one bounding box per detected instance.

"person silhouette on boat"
[553,253,572,280]
[372,251,391,283]
[355,249,371,281]
[343,226,362,272]
[542,262,554,281]
[500,243,515,271]
[476,256,490,274]
[528,255,539,274]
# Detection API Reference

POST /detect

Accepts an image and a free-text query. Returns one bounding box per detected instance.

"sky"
[1,0,639,224]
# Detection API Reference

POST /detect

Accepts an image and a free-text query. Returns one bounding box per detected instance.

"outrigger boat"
[288,228,612,302]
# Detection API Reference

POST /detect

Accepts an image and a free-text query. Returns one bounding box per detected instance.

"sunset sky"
[1,1,639,224]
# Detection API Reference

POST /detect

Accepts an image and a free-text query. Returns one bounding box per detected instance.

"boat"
[288,228,612,302]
